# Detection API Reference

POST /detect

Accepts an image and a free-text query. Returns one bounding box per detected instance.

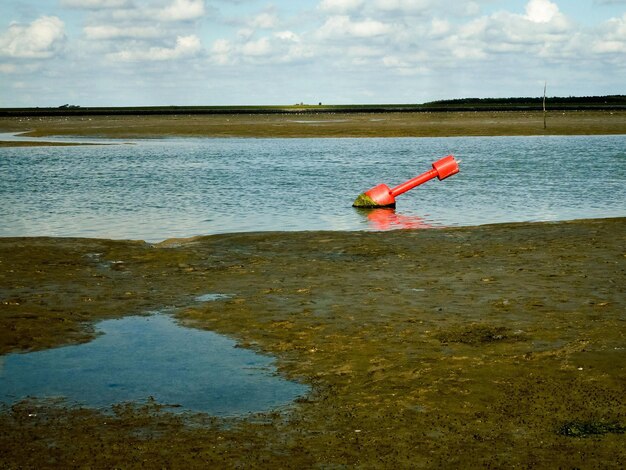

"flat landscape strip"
[0,141,99,147]
[1,110,625,143]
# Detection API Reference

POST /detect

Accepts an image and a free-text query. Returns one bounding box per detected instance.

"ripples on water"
[1,135,624,241]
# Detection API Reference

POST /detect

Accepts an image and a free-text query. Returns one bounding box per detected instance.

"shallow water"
[1,135,624,241]
[196,293,233,302]
[0,314,308,415]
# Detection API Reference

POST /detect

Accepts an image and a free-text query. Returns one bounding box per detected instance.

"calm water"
[1,135,624,241]
[0,313,308,415]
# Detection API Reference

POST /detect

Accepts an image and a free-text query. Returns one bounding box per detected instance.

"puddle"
[0,314,308,416]
[196,293,232,302]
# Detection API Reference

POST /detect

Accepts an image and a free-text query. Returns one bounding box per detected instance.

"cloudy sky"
[1,0,624,107]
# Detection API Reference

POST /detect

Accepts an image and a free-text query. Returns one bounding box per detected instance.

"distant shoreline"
[1,95,625,117]
[0,140,101,147]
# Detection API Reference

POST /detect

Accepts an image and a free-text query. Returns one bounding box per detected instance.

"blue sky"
[1,0,625,107]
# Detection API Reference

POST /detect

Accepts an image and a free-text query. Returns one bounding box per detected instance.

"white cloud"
[371,0,433,13]
[458,17,488,38]
[382,55,409,67]
[84,25,161,40]
[107,34,201,61]
[430,18,451,37]
[250,12,279,29]
[281,42,316,63]
[603,12,626,39]
[241,37,271,56]
[209,29,313,65]
[211,38,233,64]
[61,0,131,8]
[0,63,17,73]
[347,44,384,58]
[592,13,626,53]
[446,0,573,62]
[236,28,255,40]
[158,0,205,21]
[0,16,66,59]
[592,39,626,52]
[208,0,623,85]
[275,31,300,42]
[76,0,205,22]
[64,0,208,66]
[461,2,481,17]
[524,0,560,23]
[317,15,393,39]
[319,0,364,13]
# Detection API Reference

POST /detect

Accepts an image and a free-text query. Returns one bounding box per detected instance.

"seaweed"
[352,193,395,208]
[558,420,626,438]
[436,325,527,345]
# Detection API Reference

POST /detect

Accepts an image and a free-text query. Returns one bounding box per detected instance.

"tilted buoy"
[352,155,460,208]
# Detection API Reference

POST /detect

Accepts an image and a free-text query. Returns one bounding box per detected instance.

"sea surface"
[1,134,624,241]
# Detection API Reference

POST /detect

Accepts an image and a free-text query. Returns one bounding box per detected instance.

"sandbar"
[0,110,625,145]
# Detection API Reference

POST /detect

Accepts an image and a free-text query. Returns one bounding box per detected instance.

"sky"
[0,0,625,107]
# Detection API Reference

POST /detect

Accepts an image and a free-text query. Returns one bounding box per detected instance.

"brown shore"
[0,141,101,147]
[1,218,625,468]
[1,109,625,144]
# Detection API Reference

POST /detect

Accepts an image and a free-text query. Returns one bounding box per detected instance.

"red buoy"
[352,155,460,208]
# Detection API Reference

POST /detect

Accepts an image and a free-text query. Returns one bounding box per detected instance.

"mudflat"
[1,110,626,144]
[1,218,625,468]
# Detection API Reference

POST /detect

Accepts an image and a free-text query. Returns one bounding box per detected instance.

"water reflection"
[356,208,435,230]
[0,314,308,415]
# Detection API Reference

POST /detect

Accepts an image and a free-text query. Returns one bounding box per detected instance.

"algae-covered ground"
[1,110,626,143]
[1,218,625,468]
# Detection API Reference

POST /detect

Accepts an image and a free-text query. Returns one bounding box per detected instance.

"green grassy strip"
[1,95,624,117]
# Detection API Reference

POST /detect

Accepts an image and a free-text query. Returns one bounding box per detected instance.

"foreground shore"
[1,218,625,467]
[1,110,625,145]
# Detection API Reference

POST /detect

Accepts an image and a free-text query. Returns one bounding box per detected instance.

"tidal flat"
[1,109,626,143]
[1,218,624,468]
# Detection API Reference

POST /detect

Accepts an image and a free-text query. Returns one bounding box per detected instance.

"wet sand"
[0,141,97,147]
[1,218,625,467]
[1,110,626,144]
